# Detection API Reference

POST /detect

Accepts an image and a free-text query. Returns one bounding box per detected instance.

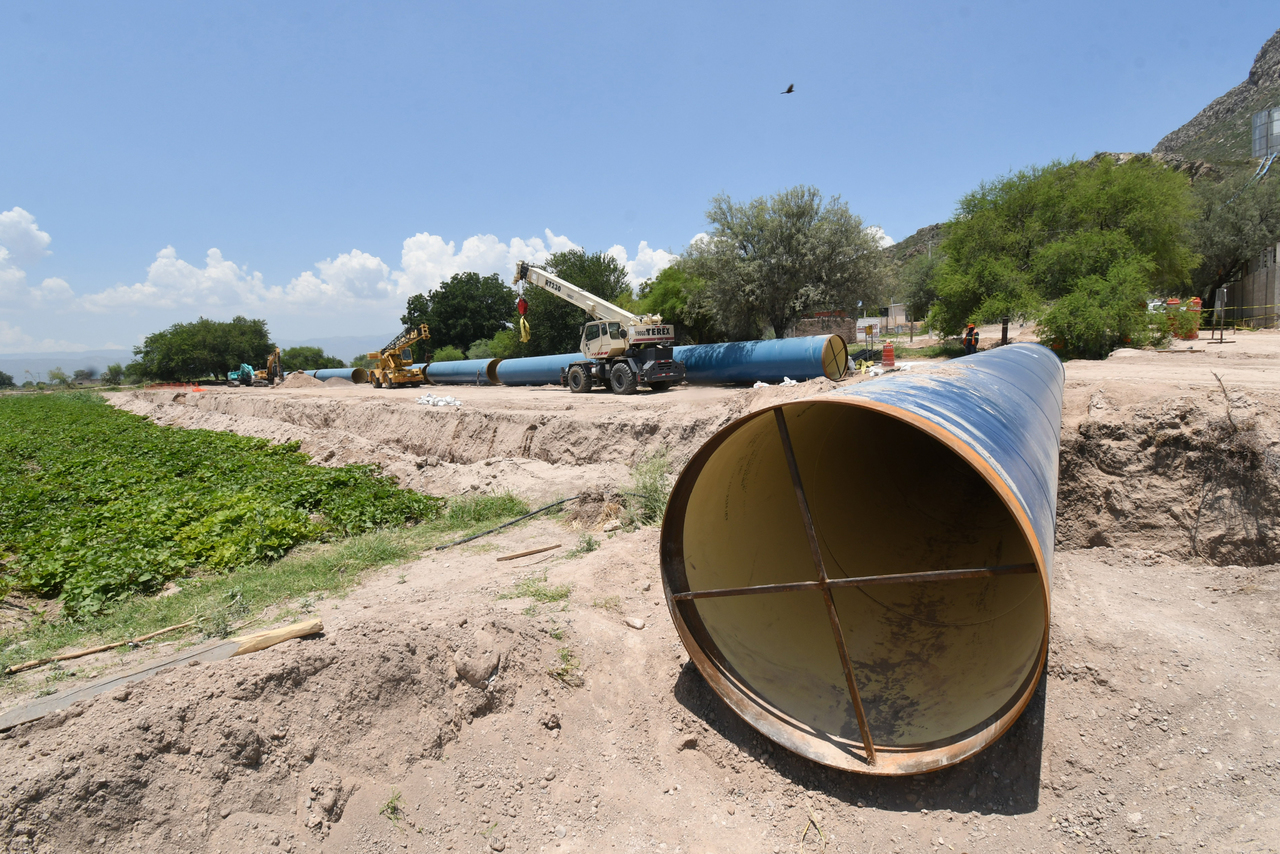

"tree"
[0,371,14,389]
[280,346,345,371]
[72,368,97,383]
[349,353,377,370]
[518,250,632,355]
[102,364,125,385]
[682,186,888,340]
[895,251,943,325]
[1189,166,1280,301]
[401,272,517,360]
[128,316,274,381]
[929,156,1200,354]
[635,265,724,343]
[47,367,70,387]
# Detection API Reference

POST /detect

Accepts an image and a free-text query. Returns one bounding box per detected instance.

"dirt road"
[1,334,1278,853]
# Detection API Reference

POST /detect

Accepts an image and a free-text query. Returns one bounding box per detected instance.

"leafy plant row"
[0,392,444,615]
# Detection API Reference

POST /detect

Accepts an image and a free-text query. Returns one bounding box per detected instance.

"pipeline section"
[674,335,848,383]
[301,368,368,384]
[486,334,848,387]
[424,359,501,385]
[660,344,1064,775]
[494,352,580,386]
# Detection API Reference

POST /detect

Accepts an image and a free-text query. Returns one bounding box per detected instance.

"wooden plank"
[230,619,323,656]
[496,544,562,562]
[0,619,322,732]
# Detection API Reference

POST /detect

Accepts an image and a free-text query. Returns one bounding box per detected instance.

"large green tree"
[682,186,888,340]
[929,156,1200,355]
[517,250,632,356]
[0,371,14,389]
[128,316,274,381]
[635,265,723,344]
[280,346,345,371]
[401,272,517,360]
[1189,166,1280,300]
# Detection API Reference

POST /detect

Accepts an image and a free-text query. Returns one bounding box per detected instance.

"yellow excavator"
[367,325,429,388]
[254,348,282,386]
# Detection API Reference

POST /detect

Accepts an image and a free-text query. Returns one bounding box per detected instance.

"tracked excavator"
[511,261,685,394]
[227,348,282,387]
[367,324,430,388]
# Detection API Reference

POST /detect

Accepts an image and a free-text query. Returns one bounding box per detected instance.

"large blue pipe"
[304,368,369,383]
[494,352,580,386]
[425,359,500,385]
[673,335,848,384]
[661,343,1064,776]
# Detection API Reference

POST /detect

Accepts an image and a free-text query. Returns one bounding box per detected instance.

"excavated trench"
[111,384,1280,569]
[1056,396,1280,566]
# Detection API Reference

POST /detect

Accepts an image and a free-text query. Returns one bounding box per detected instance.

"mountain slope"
[1154,27,1280,162]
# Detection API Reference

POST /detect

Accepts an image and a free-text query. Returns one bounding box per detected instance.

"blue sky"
[2,1,1277,354]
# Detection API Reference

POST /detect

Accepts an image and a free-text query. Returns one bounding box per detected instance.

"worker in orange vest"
[963,324,979,355]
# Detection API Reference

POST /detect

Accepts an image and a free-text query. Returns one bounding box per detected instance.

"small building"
[1253,108,1280,158]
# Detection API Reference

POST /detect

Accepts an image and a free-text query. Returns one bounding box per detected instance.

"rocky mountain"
[1154,27,1280,162]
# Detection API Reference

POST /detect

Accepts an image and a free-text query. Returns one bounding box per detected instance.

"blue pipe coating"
[673,335,848,384]
[494,352,580,386]
[304,368,369,384]
[425,359,500,385]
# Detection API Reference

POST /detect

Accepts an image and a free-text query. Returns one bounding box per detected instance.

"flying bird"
[781,84,794,94]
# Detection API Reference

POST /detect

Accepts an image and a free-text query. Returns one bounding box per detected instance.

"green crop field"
[0,392,445,616]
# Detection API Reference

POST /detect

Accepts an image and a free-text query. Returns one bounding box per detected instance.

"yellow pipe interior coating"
[666,398,1049,774]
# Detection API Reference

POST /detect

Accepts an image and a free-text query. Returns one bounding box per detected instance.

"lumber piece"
[4,620,196,675]
[496,544,561,562]
[0,618,323,732]
[229,619,323,656]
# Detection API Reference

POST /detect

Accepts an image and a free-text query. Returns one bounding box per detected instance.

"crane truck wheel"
[567,365,591,393]
[648,381,671,391]
[609,362,638,395]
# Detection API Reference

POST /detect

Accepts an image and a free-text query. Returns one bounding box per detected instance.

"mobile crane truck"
[512,261,685,394]
[367,324,430,388]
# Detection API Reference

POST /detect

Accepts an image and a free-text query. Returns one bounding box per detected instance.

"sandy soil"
[2,334,1279,853]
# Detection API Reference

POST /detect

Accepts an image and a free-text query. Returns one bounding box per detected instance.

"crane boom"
[513,262,664,326]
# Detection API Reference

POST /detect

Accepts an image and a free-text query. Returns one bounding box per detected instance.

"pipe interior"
[679,401,1046,750]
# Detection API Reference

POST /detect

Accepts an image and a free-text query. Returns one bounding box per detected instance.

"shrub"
[432,345,466,362]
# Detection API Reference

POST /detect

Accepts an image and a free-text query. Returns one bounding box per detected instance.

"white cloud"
[606,240,679,284]
[281,249,393,305]
[0,208,52,267]
[0,208,76,307]
[866,226,895,248]
[81,246,264,313]
[393,228,580,294]
[0,321,90,353]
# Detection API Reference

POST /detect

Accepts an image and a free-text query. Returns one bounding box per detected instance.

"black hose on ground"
[434,495,582,551]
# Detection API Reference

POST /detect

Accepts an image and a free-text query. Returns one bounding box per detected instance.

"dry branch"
[4,620,195,675]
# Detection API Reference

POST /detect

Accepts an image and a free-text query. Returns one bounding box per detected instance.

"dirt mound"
[322,377,353,387]
[278,373,324,389]
[1057,391,1280,565]
[0,614,548,852]
[563,489,626,529]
